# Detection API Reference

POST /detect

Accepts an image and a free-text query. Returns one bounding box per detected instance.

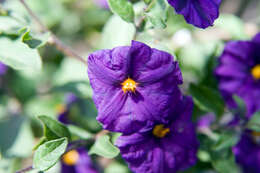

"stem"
[19,0,86,64]
[15,166,33,173]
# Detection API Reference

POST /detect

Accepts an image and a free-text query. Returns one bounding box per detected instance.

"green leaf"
[68,125,93,140]
[232,95,247,117]
[0,16,24,35]
[145,0,169,29]
[108,0,134,23]
[89,135,120,158]
[101,15,135,49]
[21,29,50,49]
[0,37,42,71]
[189,84,225,116]
[33,137,68,171]
[213,132,239,151]
[38,115,71,141]
[211,150,240,173]
[247,111,260,132]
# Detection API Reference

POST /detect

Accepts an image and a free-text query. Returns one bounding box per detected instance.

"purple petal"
[167,0,221,28]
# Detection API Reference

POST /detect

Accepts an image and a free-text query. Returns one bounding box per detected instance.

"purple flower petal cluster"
[88,40,183,134]
[116,97,199,173]
[167,0,221,29]
[88,41,199,173]
[0,62,7,76]
[215,33,260,118]
[61,147,99,173]
[233,130,260,173]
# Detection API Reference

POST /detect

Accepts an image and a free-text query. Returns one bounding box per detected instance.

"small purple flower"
[115,97,199,173]
[93,0,109,9]
[61,148,99,173]
[88,40,183,134]
[197,113,215,129]
[0,62,7,76]
[58,93,78,124]
[233,130,260,173]
[215,33,260,118]
[167,0,221,29]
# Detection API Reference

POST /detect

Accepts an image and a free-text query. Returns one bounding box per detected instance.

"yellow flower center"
[251,64,260,80]
[56,104,66,114]
[62,150,79,166]
[152,124,170,138]
[121,78,137,93]
[252,131,260,137]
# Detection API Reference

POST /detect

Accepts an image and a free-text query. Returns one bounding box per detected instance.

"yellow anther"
[121,78,137,93]
[56,104,66,114]
[252,131,260,137]
[251,64,260,80]
[152,124,170,138]
[62,150,79,166]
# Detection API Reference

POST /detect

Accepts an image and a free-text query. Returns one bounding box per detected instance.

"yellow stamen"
[252,131,260,137]
[121,78,137,93]
[62,150,79,166]
[251,64,260,80]
[152,124,170,138]
[56,104,66,114]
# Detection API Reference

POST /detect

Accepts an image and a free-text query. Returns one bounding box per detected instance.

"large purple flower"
[167,0,221,29]
[61,148,99,173]
[0,62,7,76]
[215,33,260,118]
[88,41,182,134]
[233,130,260,173]
[115,97,199,173]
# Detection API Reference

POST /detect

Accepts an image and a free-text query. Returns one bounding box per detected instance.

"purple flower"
[87,40,183,134]
[215,33,260,118]
[61,148,99,173]
[167,0,221,29]
[94,0,109,9]
[0,62,7,76]
[197,113,215,129]
[58,93,78,124]
[233,130,260,173]
[115,97,199,173]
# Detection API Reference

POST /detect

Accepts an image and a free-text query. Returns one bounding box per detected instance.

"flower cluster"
[216,32,260,172]
[216,33,260,118]
[88,41,199,173]
[57,94,99,173]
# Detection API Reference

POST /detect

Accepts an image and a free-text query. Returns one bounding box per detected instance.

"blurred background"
[0,0,260,173]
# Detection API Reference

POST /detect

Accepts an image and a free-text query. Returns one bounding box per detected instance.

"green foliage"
[213,131,239,151]
[108,0,135,23]
[145,0,169,29]
[89,135,120,158]
[247,111,260,132]
[189,84,225,116]
[38,115,71,141]
[0,37,42,71]
[21,29,50,49]
[101,15,136,49]
[68,125,93,140]
[33,137,68,171]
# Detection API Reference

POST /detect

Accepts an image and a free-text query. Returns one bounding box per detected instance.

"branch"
[19,0,86,64]
[15,166,33,173]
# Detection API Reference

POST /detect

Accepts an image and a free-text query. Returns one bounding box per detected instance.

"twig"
[19,0,86,64]
[15,166,33,173]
